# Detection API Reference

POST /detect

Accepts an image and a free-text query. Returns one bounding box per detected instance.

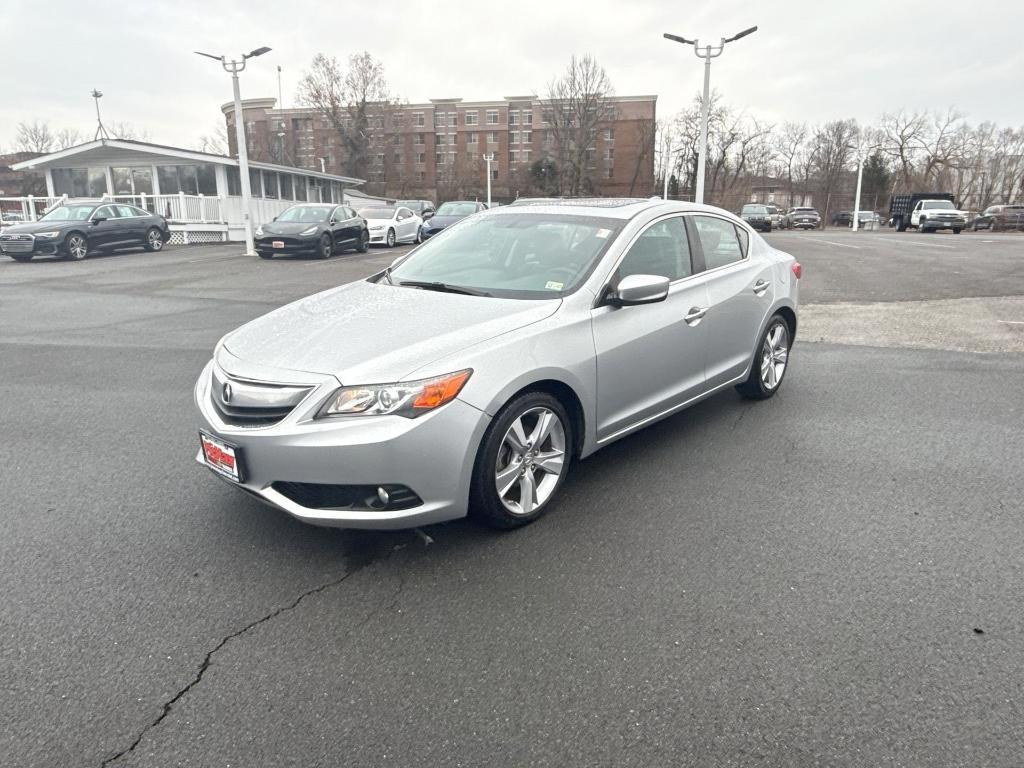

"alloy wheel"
[760,323,789,390]
[67,235,87,260]
[147,229,163,250]
[494,407,567,516]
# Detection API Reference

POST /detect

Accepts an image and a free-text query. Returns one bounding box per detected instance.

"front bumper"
[920,218,965,230]
[0,234,61,257]
[368,229,389,243]
[194,360,490,529]
[255,236,319,256]
[792,220,819,229]
[420,226,445,239]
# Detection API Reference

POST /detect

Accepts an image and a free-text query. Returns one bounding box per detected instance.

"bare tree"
[15,121,55,153]
[545,55,615,196]
[55,127,83,149]
[809,119,859,225]
[197,123,230,155]
[879,110,927,191]
[297,51,396,181]
[108,122,150,141]
[775,122,807,208]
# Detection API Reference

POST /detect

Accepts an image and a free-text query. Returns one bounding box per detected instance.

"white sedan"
[358,205,423,247]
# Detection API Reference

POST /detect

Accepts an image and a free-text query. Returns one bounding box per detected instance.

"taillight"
[792,262,802,279]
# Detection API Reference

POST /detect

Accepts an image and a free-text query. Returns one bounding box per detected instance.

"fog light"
[376,486,390,505]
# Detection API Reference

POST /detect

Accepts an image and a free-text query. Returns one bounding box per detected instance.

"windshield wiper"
[398,280,491,297]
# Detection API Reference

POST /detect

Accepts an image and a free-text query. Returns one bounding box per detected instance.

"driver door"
[89,205,122,248]
[591,215,710,442]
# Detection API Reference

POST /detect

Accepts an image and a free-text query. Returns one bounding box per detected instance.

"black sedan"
[419,200,487,240]
[255,203,368,259]
[0,200,170,262]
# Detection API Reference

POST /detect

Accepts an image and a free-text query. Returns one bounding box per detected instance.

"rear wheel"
[356,231,369,253]
[64,233,88,260]
[736,314,791,400]
[143,227,164,252]
[470,392,573,529]
[386,228,396,248]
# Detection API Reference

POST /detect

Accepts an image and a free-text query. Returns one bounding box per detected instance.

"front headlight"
[369,225,384,231]
[254,226,264,237]
[35,231,60,238]
[316,369,472,419]
[300,226,319,236]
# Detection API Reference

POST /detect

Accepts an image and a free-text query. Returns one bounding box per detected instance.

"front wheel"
[64,233,88,260]
[386,228,396,248]
[356,231,369,253]
[470,392,573,529]
[144,227,165,252]
[736,315,791,400]
[953,228,962,234]
[318,233,333,259]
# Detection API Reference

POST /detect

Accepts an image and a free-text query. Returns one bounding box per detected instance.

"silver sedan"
[195,199,800,530]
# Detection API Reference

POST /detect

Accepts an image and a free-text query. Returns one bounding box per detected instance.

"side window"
[616,216,692,282]
[331,206,344,221]
[115,205,137,218]
[735,225,749,258]
[345,207,356,219]
[95,205,119,219]
[693,216,745,270]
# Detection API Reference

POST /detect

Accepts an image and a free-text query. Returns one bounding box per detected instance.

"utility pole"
[485,155,492,208]
[195,46,272,257]
[664,26,757,205]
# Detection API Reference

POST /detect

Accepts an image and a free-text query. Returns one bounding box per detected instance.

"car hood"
[0,221,75,235]
[363,217,396,227]
[423,214,464,229]
[259,222,323,236]
[221,279,561,382]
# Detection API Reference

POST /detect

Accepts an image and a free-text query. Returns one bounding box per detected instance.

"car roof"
[500,197,737,220]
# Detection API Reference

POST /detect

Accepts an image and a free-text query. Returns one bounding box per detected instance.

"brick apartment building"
[223,95,656,202]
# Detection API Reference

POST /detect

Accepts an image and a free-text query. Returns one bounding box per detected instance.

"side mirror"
[329,219,336,225]
[91,216,107,224]
[423,210,434,219]
[607,274,670,307]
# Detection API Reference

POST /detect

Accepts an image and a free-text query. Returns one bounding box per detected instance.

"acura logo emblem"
[222,381,233,404]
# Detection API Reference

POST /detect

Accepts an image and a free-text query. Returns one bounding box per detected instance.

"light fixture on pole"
[195,46,272,257]
[664,26,757,205]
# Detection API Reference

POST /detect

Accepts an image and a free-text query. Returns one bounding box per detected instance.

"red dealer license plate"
[200,431,243,482]
[272,240,285,249]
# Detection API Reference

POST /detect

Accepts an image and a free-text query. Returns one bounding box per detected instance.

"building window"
[262,171,279,199]
[375,153,385,165]
[416,152,426,165]
[509,150,518,164]
[604,166,613,179]
[604,127,614,141]
[434,112,444,127]
[604,148,614,161]
[413,112,424,127]
[487,131,498,144]
[414,133,425,145]
[523,111,533,125]
[486,109,499,125]
[155,164,217,196]
[509,111,519,126]
[521,130,532,144]
[491,169,499,180]
[448,114,457,127]
[467,132,478,144]
[436,134,446,146]
[436,152,445,165]
[418,171,426,182]
[465,110,478,126]
[249,168,262,197]
[393,152,402,164]
[522,149,531,163]
[510,131,519,144]
[280,174,294,200]
[294,175,307,201]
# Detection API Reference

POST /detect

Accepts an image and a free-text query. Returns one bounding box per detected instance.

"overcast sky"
[3,0,1023,151]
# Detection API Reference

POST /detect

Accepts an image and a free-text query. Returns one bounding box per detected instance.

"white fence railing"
[1,193,295,229]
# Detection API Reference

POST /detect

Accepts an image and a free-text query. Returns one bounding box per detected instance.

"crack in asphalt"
[98,544,410,767]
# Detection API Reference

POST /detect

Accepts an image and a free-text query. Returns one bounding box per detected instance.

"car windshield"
[741,205,767,214]
[794,208,818,214]
[436,202,480,216]
[923,201,955,210]
[359,207,395,219]
[276,205,330,223]
[39,204,96,222]
[387,212,624,299]
[397,200,424,212]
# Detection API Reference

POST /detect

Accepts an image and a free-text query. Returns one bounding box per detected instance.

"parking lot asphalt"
[2,232,1023,767]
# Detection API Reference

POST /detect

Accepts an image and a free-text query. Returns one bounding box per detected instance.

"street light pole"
[485,155,492,208]
[195,46,272,257]
[852,154,865,232]
[664,26,757,205]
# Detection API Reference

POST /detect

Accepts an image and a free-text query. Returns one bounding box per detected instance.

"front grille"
[272,482,422,511]
[210,368,314,428]
[0,234,34,253]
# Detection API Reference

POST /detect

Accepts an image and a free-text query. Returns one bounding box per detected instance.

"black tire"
[257,252,274,260]
[896,218,907,232]
[356,230,369,253]
[470,391,573,530]
[386,228,396,248]
[736,314,792,401]
[318,233,333,259]
[953,228,962,234]
[64,232,88,260]
[143,227,165,252]
[10,254,33,262]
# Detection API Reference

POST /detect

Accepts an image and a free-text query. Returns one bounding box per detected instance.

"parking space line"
[821,240,860,249]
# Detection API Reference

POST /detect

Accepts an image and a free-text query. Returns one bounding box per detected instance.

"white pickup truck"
[909,199,968,233]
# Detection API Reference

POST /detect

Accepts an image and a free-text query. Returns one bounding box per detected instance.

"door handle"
[752,279,770,295]
[684,306,707,324]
